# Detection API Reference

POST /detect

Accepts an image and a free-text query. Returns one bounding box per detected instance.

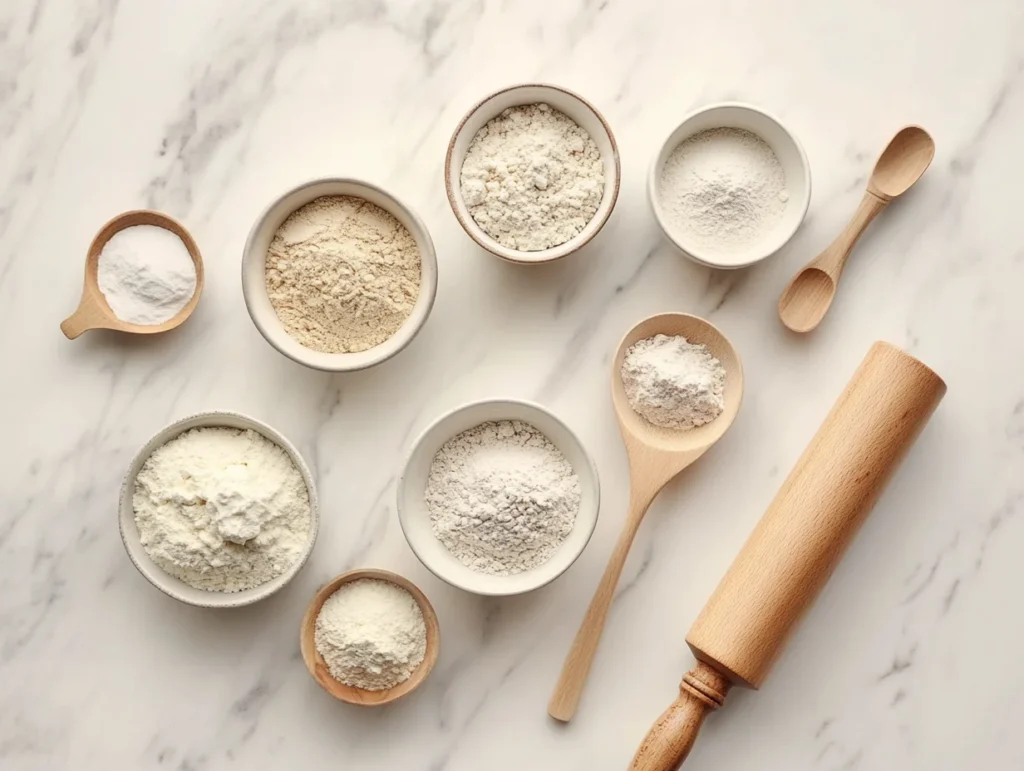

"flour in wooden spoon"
[621,335,726,430]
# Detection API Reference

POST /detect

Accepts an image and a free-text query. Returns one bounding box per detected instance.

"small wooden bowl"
[60,210,204,339]
[300,569,440,706]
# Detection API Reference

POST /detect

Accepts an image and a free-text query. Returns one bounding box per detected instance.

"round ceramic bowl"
[445,83,621,264]
[119,411,319,608]
[397,399,600,596]
[300,568,440,706]
[649,102,811,269]
[241,178,438,372]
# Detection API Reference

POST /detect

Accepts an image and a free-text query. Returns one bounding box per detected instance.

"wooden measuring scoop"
[60,210,204,339]
[548,313,743,722]
[778,126,935,333]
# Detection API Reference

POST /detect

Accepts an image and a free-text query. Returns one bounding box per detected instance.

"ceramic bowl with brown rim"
[300,568,440,706]
[444,84,621,264]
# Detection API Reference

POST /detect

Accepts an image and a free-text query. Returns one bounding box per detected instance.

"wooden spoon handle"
[814,190,888,277]
[60,297,108,339]
[629,663,731,771]
[548,484,658,722]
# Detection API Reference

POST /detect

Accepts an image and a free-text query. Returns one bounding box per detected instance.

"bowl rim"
[118,410,320,608]
[396,397,601,596]
[444,83,621,265]
[241,177,438,372]
[647,101,812,269]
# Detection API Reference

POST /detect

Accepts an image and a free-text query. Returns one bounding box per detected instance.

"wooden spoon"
[548,313,743,722]
[778,126,935,333]
[60,210,204,339]
[300,568,440,706]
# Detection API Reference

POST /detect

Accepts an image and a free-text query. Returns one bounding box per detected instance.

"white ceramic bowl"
[241,178,438,371]
[649,102,811,269]
[119,411,319,608]
[445,84,621,264]
[397,399,600,596]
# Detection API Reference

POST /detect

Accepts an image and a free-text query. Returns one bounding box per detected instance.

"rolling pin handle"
[629,662,731,771]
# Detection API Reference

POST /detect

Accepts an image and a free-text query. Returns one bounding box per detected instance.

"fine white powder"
[265,195,421,353]
[97,224,197,325]
[621,335,726,430]
[460,103,604,252]
[425,420,581,576]
[133,427,312,592]
[314,578,427,691]
[659,128,788,258]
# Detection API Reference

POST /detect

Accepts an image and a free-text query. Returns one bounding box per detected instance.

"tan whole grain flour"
[265,195,421,353]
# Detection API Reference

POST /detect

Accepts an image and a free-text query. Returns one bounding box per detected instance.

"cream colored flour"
[265,195,421,353]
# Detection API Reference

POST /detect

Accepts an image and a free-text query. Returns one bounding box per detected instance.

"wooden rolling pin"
[630,342,945,770]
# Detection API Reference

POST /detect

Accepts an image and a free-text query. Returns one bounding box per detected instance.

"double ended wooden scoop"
[60,210,204,339]
[548,313,743,722]
[778,126,935,333]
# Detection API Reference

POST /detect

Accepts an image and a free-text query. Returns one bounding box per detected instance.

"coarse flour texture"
[621,335,726,430]
[659,128,788,257]
[460,103,604,251]
[133,427,311,592]
[314,578,427,691]
[265,195,421,353]
[426,420,581,576]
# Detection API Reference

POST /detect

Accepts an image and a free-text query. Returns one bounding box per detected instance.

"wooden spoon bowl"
[60,210,204,339]
[548,313,743,722]
[300,568,440,707]
[612,313,744,459]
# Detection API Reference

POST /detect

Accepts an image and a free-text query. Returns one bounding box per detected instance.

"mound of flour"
[621,335,726,430]
[133,427,312,592]
[425,420,581,575]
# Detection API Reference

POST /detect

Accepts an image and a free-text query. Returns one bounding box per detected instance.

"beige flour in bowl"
[265,195,421,353]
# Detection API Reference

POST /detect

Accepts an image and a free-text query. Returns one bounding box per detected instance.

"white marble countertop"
[4,1,1024,768]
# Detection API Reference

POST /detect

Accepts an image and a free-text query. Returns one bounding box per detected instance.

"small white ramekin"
[649,102,811,269]
[241,178,438,371]
[445,84,621,264]
[397,399,600,596]
[119,411,319,608]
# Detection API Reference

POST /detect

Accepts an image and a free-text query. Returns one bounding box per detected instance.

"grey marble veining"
[3,0,1024,768]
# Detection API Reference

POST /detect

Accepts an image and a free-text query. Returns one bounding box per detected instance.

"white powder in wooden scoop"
[621,334,726,430]
[97,225,196,325]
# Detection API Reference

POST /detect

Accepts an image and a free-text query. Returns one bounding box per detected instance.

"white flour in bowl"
[133,427,312,592]
[659,127,788,258]
[460,103,604,252]
[425,420,581,575]
[314,578,427,691]
[621,335,726,430]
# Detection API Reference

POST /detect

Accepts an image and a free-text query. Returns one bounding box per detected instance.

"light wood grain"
[299,568,440,707]
[547,313,743,723]
[778,126,934,333]
[630,342,945,769]
[60,210,204,339]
